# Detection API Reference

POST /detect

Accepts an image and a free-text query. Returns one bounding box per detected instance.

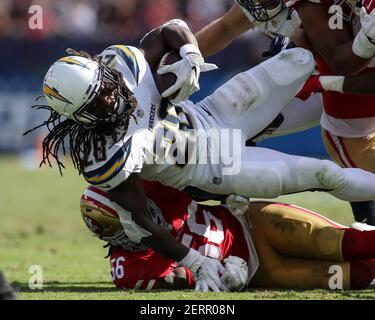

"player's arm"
[120,267,191,290]
[108,174,228,292]
[139,20,217,103]
[343,73,375,95]
[139,21,199,72]
[108,174,189,261]
[195,3,254,57]
[297,2,372,76]
[296,73,375,100]
[153,267,192,290]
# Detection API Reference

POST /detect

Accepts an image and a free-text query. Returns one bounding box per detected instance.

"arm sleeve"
[111,249,177,290]
[83,137,142,190]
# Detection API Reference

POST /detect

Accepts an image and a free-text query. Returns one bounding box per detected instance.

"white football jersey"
[82,45,200,190]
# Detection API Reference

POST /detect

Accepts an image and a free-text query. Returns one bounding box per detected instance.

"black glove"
[262,34,296,58]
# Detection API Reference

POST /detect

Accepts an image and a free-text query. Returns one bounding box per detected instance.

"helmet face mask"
[72,65,128,128]
[332,0,362,21]
[236,0,286,22]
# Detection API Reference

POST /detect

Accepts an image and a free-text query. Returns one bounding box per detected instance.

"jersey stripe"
[84,137,132,185]
[145,279,155,290]
[109,45,140,84]
[134,280,143,289]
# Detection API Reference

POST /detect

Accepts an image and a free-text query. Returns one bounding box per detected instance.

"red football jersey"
[296,0,375,119]
[110,181,251,289]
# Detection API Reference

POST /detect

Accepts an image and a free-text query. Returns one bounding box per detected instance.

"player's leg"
[251,254,375,290]
[322,129,375,225]
[253,99,322,142]
[204,146,375,202]
[247,203,375,289]
[196,48,315,142]
[246,201,375,263]
[246,202,346,261]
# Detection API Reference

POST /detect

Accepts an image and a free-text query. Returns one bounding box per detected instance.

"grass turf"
[1,156,374,300]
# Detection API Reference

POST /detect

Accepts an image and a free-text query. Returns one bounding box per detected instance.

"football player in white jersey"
[26,20,375,292]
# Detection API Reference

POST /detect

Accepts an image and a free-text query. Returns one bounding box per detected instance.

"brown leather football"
[154,51,181,99]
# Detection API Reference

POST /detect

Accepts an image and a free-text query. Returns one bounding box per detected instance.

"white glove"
[179,248,228,292]
[353,7,375,59]
[157,44,218,104]
[221,256,249,291]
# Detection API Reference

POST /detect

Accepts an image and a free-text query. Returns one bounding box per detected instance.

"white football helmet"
[43,54,127,125]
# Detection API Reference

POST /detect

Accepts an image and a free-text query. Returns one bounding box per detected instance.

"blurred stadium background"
[0,0,360,300]
[0,0,325,156]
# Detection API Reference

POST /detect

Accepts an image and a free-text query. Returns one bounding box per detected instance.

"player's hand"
[157,44,217,104]
[178,248,228,292]
[360,7,375,42]
[194,257,229,292]
[353,7,375,58]
[221,256,249,291]
[262,34,296,58]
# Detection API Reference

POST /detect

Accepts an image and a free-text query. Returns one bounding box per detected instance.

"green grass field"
[1,156,374,300]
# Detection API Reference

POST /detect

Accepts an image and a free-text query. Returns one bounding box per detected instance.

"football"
[154,51,181,99]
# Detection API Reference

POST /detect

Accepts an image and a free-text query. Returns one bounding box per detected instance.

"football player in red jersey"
[81,182,375,291]
[196,1,375,225]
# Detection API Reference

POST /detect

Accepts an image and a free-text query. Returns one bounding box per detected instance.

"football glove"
[178,248,228,292]
[157,44,218,104]
[262,34,296,58]
[353,7,375,59]
[221,256,249,291]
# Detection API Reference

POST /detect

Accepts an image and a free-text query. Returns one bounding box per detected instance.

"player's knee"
[275,47,315,79]
[285,48,315,69]
[316,160,345,190]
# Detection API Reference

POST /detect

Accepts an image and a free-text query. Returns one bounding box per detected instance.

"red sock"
[350,260,375,289]
[342,228,375,261]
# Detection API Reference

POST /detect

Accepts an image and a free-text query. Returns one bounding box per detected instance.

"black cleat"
[0,271,17,300]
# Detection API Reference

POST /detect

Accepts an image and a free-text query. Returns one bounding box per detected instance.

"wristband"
[319,76,345,93]
[178,248,202,274]
[179,44,202,59]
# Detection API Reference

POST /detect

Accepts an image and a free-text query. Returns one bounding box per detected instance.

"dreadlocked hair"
[24,48,137,176]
